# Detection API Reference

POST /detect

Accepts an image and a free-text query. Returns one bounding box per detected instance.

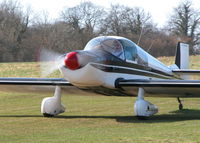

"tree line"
[0,0,199,62]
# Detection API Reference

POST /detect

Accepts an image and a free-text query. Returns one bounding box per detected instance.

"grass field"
[0,56,200,143]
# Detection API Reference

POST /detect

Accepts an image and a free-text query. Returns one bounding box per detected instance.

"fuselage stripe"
[90,63,177,79]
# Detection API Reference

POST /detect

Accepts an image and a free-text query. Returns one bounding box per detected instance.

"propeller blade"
[39,49,65,77]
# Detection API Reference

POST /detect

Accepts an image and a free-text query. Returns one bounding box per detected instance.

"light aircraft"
[0,36,200,119]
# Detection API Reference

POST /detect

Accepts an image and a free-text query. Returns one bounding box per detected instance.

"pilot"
[101,40,124,60]
[112,40,123,58]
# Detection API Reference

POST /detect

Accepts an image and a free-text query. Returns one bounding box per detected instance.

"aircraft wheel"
[43,113,54,117]
[179,104,183,110]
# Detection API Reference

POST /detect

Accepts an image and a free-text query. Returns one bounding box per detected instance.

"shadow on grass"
[0,115,43,118]
[1,109,200,123]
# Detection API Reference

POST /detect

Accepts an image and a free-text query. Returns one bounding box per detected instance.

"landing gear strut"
[177,97,183,110]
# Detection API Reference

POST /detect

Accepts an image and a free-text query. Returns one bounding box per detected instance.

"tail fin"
[175,42,189,69]
[175,42,189,79]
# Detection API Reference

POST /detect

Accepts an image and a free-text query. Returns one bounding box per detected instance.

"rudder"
[175,42,190,79]
[175,42,189,69]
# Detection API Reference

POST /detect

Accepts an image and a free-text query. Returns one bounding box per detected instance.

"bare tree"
[102,4,154,42]
[0,0,31,61]
[0,0,193,62]
[28,12,76,61]
[121,6,154,45]
[122,7,152,35]
[167,0,200,54]
[102,4,125,36]
[61,1,105,48]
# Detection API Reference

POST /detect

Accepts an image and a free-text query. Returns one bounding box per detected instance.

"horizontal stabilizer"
[172,69,200,75]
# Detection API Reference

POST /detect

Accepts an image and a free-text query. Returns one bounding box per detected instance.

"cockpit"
[84,36,125,59]
[84,36,148,66]
[84,36,172,73]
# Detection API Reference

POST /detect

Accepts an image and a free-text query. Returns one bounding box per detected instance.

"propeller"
[39,48,65,77]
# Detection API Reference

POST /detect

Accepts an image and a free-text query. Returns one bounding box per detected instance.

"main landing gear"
[41,86,65,117]
[134,88,158,119]
[177,97,183,110]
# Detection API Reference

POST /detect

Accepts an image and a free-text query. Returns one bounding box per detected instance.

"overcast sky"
[18,0,200,27]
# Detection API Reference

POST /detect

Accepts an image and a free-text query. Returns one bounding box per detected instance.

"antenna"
[147,40,154,52]
[137,26,144,46]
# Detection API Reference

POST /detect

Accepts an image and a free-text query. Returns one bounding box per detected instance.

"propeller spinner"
[64,52,80,70]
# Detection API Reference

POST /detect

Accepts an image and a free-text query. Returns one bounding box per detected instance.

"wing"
[0,77,71,85]
[0,77,80,94]
[117,79,200,97]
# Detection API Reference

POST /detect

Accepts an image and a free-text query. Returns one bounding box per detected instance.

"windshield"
[84,36,125,60]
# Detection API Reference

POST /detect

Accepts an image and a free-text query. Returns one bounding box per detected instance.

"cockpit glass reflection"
[84,37,125,60]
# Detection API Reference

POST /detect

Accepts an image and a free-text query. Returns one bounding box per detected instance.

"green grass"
[0,55,200,143]
[158,55,200,70]
[1,93,200,143]
[0,62,61,78]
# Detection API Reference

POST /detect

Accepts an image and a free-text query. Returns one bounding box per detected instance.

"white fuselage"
[59,62,174,89]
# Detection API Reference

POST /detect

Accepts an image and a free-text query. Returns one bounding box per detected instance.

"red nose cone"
[64,52,80,70]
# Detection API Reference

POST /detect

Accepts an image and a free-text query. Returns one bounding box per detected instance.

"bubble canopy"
[84,36,142,61]
[83,36,171,73]
[84,36,125,59]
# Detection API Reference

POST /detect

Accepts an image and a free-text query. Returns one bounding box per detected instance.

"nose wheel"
[177,97,183,110]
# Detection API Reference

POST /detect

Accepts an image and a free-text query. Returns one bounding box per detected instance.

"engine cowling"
[134,99,158,117]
